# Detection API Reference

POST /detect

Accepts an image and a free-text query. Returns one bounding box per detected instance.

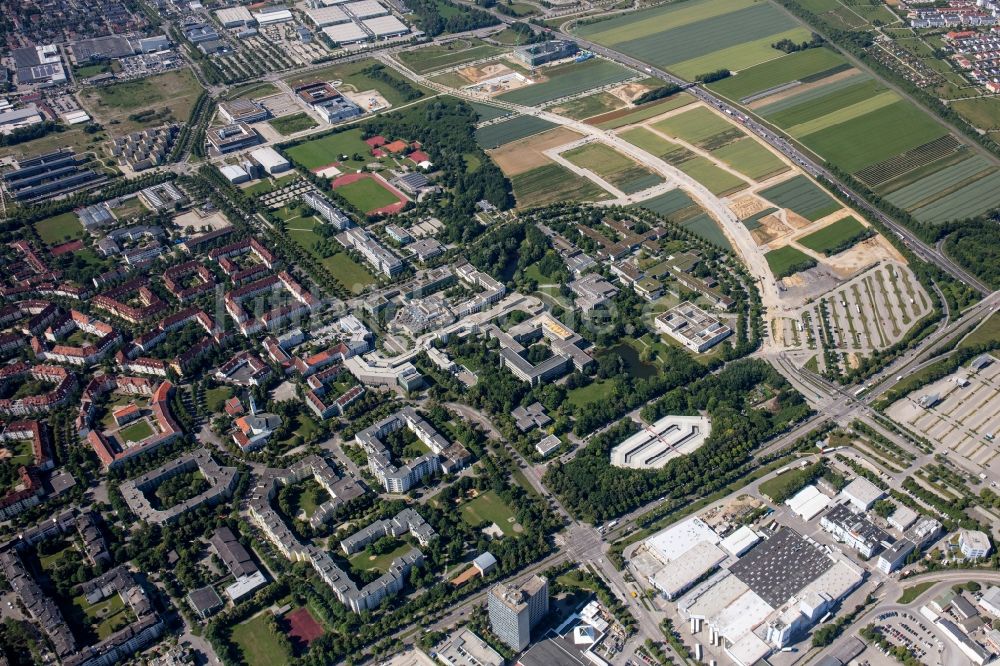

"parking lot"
[873,610,945,665]
[887,355,1000,473]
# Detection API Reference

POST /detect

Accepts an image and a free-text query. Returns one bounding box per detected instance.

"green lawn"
[231,613,290,666]
[79,68,203,132]
[758,462,819,502]
[283,215,376,293]
[765,245,817,279]
[334,177,402,213]
[117,420,154,444]
[35,212,84,245]
[960,313,1000,349]
[398,39,505,74]
[204,386,234,413]
[459,490,518,536]
[269,112,318,135]
[38,540,76,571]
[567,379,612,407]
[348,541,415,573]
[897,581,935,604]
[72,592,135,641]
[797,216,870,256]
[284,128,371,171]
[1,438,37,467]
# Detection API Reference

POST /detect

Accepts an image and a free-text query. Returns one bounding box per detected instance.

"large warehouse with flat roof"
[323,22,370,44]
[363,15,409,37]
[305,5,351,26]
[345,0,389,18]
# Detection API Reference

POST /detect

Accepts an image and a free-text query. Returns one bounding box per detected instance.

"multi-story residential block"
[488,575,549,651]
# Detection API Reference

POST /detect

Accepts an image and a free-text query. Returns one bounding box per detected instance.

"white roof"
[250,146,289,169]
[841,477,885,509]
[680,571,750,620]
[323,22,369,44]
[62,109,91,124]
[786,484,830,521]
[253,8,293,23]
[727,632,771,666]
[305,5,350,26]
[363,14,408,36]
[649,541,727,598]
[216,6,254,24]
[646,516,719,563]
[712,588,774,641]
[889,505,918,531]
[345,0,388,17]
[220,164,248,179]
[800,557,864,601]
[720,525,761,557]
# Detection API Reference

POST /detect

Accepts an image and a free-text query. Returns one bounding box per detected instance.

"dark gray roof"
[729,527,833,607]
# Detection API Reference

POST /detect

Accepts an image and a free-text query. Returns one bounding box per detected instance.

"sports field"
[710,138,788,180]
[708,47,848,100]
[475,115,557,149]
[459,490,518,536]
[284,128,370,171]
[333,174,404,214]
[497,58,635,106]
[759,175,840,221]
[765,245,817,279]
[511,163,612,208]
[35,212,84,245]
[232,613,289,666]
[562,143,662,194]
[286,607,324,650]
[797,216,870,256]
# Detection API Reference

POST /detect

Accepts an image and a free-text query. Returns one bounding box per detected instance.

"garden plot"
[886,357,1000,475]
[774,262,931,370]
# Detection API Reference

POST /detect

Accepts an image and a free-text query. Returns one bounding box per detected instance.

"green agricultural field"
[118,420,154,443]
[764,79,884,128]
[231,613,290,666]
[284,59,428,107]
[787,90,898,138]
[755,73,870,117]
[619,127,683,158]
[682,213,732,250]
[578,0,800,76]
[284,128,371,171]
[476,115,557,149]
[800,101,949,173]
[759,175,840,221]
[708,47,848,100]
[634,189,696,217]
[335,177,401,213]
[592,93,695,129]
[765,245,817,279]
[950,97,1000,131]
[669,28,814,80]
[459,490,518,536]
[797,216,870,255]
[575,0,759,45]
[497,58,634,106]
[269,112,318,135]
[551,92,624,120]
[34,212,84,245]
[467,101,510,122]
[710,137,788,180]
[562,142,662,194]
[652,106,734,146]
[511,163,612,208]
[884,155,994,211]
[398,39,505,74]
[672,155,747,196]
[910,170,1000,224]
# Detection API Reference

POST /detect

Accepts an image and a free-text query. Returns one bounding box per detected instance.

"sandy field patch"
[747,68,861,110]
[488,126,585,176]
[608,81,656,103]
[457,62,515,85]
[751,213,791,244]
[784,210,813,230]
[730,195,767,219]
[173,210,230,231]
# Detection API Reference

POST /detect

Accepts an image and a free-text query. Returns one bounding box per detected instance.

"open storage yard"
[887,355,1000,475]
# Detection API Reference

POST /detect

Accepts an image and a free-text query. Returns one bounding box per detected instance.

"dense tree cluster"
[544,359,810,522]
[632,84,683,106]
[407,0,500,37]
